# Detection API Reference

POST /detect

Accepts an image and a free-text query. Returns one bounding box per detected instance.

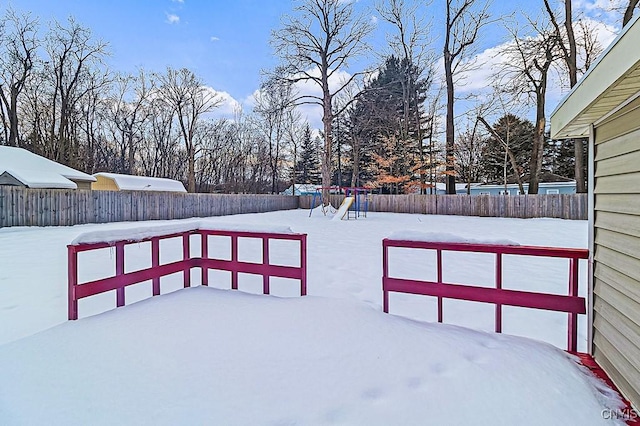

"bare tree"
[254,75,297,193]
[106,70,153,174]
[271,0,373,203]
[46,17,108,167]
[138,95,182,179]
[443,0,490,194]
[158,67,221,192]
[76,70,111,174]
[544,1,604,192]
[499,18,561,194]
[454,120,482,193]
[0,9,39,146]
[283,109,304,195]
[544,0,584,192]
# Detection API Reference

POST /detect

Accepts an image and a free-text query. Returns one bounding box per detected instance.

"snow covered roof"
[94,173,187,192]
[281,184,319,195]
[475,181,576,189]
[434,183,478,191]
[0,146,95,189]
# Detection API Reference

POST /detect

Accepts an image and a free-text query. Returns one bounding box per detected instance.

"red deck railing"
[382,238,589,352]
[68,229,307,320]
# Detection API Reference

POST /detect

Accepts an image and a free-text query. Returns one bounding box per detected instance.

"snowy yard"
[0,209,626,425]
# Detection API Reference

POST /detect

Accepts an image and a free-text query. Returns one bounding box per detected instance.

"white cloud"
[294,68,354,130]
[172,0,184,3]
[210,36,220,42]
[370,15,379,25]
[244,67,355,131]
[445,17,619,123]
[575,0,626,23]
[166,13,180,24]
[202,87,242,118]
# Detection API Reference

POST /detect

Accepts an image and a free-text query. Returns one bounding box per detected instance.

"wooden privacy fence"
[300,193,587,220]
[0,187,298,227]
[68,227,307,320]
[0,188,587,228]
[382,238,589,352]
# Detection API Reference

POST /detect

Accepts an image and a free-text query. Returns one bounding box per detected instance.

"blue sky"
[7,0,288,101]
[3,0,624,128]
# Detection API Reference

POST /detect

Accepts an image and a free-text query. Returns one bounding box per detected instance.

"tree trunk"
[321,74,333,205]
[188,144,196,192]
[528,102,546,195]
[623,0,639,26]
[8,91,20,146]
[444,53,456,195]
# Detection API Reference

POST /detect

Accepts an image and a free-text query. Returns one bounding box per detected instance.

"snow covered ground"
[0,209,626,424]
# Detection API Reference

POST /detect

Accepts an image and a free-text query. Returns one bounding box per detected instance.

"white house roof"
[434,183,478,191]
[0,146,96,189]
[94,173,187,193]
[551,14,640,139]
[281,184,319,195]
[474,181,576,190]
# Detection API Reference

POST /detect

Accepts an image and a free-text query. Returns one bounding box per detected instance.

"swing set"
[308,186,372,220]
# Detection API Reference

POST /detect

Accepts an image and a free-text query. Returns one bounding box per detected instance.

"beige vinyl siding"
[592,319,640,407]
[91,175,118,191]
[595,96,640,142]
[592,105,640,409]
[595,194,640,215]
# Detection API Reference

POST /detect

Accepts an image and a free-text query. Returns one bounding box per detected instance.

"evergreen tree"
[545,136,585,179]
[294,124,321,184]
[345,55,429,194]
[480,114,534,183]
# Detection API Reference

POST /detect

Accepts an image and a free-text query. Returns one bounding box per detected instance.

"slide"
[332,196,355,221]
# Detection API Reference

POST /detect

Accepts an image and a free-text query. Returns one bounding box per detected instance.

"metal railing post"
[495,252,503,333]
[68,246,78,320]
[201,232,208,286]
[115,242,125,307]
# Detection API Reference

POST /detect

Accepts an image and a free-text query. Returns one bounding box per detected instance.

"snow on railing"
[68,225,307,320]
[382,232,589,352]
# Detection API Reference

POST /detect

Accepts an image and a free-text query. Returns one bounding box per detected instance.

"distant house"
[551,14,640,409]
[470,174,577,195]
[433,183,479,195]
[0,146,96,190]
[281,184,319,196]
[92,173,187,193]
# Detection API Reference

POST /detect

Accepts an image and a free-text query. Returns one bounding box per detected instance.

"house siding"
[593,102,640,409]
[91,175,118,191]
[469,183,576,195]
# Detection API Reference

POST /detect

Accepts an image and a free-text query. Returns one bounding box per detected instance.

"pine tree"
[295,124,321,184]
[344,55,429,193]
[480,114,534,183]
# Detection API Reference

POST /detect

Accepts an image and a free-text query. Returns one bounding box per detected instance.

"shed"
[0,146,95,190]
[550,14,640,409]
[92,173,187,193]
